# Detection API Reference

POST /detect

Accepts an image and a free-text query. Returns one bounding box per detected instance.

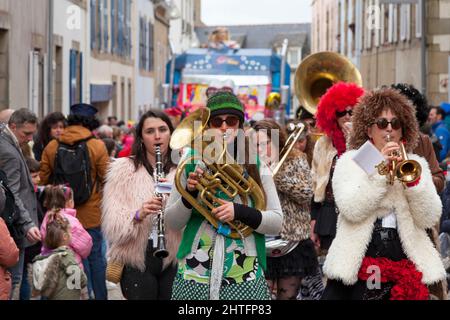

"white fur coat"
[101,158,181,271]
[323,150,446,285]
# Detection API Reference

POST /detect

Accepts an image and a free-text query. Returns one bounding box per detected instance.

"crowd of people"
[1,80,450,301]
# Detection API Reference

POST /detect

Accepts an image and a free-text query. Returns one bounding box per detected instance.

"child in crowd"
[31,212,87,300]
[40,185,92,269]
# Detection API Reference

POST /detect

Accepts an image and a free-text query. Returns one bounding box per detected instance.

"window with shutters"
[0,29,8,109]
[400,4,411,41]
[374,0,380,48]
[139,17,148,70]
[111,0,116,54]
[126,0,131,58]
[393,4,398,43]
[415,3,422,38]
[388,4,393,43]
[90,0,96,50]
[96,0,101,51]
[102,0,108,52]
[69,49,83,106]
[148,22,154,71]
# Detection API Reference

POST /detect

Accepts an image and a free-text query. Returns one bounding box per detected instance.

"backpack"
[0,169,26,246]
[52,137,94,206]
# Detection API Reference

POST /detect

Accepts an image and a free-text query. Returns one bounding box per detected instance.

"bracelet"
[134,210,142,222]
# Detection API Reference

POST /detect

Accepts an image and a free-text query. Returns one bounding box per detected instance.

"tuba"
[376,134,422,186]
[170,108,266,239]
[266,122,306,258]
[294,51,362,142]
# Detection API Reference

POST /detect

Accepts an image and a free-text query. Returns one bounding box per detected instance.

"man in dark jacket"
[0,108,40,299]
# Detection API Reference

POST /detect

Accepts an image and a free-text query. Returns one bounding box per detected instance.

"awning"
[90,83,113,103]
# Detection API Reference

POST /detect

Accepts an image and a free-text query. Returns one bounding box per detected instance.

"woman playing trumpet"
[101,110,181,300]
[322,88,446,300]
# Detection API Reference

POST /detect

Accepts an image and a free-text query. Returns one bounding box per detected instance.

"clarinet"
[153,145,169,258]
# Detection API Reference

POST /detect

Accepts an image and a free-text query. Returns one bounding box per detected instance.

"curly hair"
[38,112,67,147]
[391,83,429,128]
[316,82,365,137]
[349,87,419,152]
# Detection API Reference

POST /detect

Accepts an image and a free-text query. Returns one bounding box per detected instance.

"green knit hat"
[206,91,245,123]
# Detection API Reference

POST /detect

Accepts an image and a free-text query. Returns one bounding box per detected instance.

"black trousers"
[321,220,406,300]
[120,240,177,300]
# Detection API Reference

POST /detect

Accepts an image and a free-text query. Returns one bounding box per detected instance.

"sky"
[201,0,312,26]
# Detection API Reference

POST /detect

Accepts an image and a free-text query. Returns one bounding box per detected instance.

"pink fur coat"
[101,158,181,271]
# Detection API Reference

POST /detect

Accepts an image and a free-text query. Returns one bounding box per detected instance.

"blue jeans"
[19,270,31,300]
[82,227,108,300]
[8,249,25,300]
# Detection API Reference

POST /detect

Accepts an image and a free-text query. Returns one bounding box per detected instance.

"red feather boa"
[358,256,429,300]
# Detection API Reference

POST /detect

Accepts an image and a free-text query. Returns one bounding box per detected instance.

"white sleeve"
[254,161,283,235]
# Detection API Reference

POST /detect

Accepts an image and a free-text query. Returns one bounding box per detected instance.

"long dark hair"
[131,109,176,175]
[38,112,67,147]
[226,129,266,206]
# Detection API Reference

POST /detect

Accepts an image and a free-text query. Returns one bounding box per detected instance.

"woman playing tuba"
[165,91,283,300]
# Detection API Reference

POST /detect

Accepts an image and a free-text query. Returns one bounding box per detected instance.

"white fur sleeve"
[332,151,388,223]
[255,161,283,235]
[101,159,153,246]
[402,155,442,229]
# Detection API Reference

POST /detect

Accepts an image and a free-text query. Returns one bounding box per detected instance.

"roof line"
[198,22,311,28]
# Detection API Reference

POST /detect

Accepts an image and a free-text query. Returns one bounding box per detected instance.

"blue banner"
[183,52,272,76]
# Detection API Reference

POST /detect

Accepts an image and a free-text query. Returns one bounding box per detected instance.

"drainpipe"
[48,0,54,113]
[420,0,427,96]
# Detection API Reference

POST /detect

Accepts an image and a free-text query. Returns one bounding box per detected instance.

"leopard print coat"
[273,153,313,241]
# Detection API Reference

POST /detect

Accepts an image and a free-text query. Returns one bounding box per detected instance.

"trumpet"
[153,145,169,258]
[376,134,421,186]
[272,122,305,176]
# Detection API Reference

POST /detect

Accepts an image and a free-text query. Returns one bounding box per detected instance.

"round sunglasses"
[373,117,402,130]
[210,115,240,128]
[335,109,353,118]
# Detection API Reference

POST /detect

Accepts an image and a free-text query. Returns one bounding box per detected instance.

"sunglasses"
[210,116,240,128]
[335,109,353,118]
[373,117,402,130]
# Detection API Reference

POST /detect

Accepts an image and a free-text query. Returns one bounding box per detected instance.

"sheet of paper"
[351,140,385,176]
[382,211,397,229]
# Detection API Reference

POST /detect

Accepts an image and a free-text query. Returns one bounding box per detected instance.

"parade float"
[163,44,291,122]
